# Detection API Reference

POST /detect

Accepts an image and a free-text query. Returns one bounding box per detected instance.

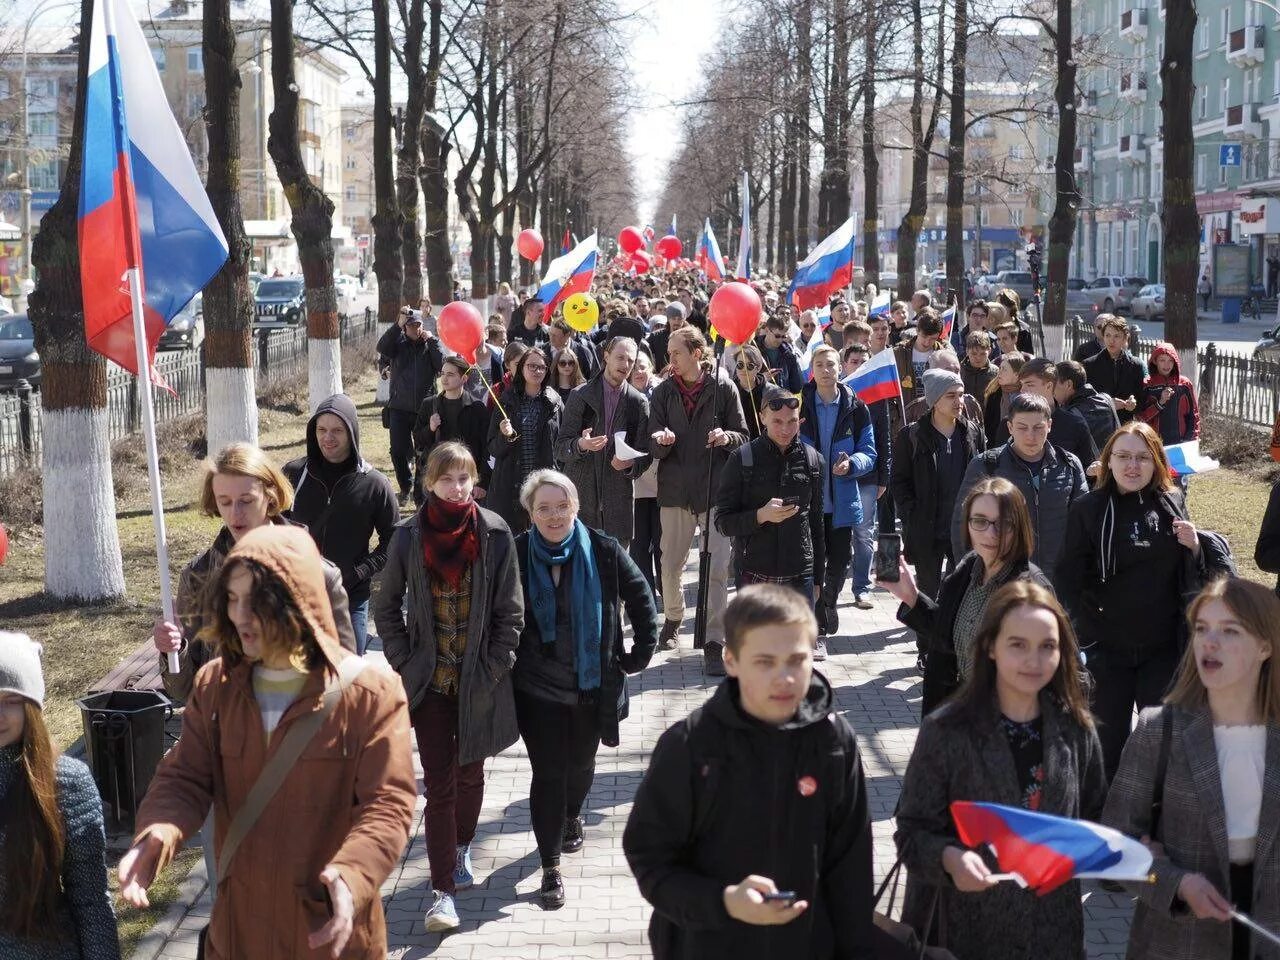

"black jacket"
[412,392,492,488]
[646,326,672,373]
[623,674,875,960]
[891,415,986,562]
[486,386,563,533]
[283,394,398,604]
[898,551,1053,715]
[754,336,805,393]
[1256,479,1280,597]
[1083,349,1145,422]
[376,325,444,414]
[1049,402,1099,468]
[507,317,551,350]
[1072,337,1104,364]
[512,528,658,747]
[1064,384,1120,451]
[714,435,825,581]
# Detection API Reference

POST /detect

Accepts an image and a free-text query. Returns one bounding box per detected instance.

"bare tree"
[372,0,403,326]
[861,3,881,285]
[943,0,967,303]
[1163,0,1198,366]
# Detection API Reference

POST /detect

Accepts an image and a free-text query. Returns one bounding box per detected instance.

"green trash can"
[76,690,172,835]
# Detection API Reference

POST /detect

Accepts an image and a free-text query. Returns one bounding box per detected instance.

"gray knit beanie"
[922,368,964,410]
[0,632,44,708]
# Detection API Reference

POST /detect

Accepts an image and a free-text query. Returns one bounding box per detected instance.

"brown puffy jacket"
[133,525,416,960]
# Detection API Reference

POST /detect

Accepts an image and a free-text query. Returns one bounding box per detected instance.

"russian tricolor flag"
[698,219,727,281]
[951,802,1153,895]
[787,216,856,311]
[537,233,598,321]
[940,303,957,347]
[844,346,901,405]
[1164,439,1219,476]
[560,229,571,255]
[867,290,891,318]
[79,0,228,377]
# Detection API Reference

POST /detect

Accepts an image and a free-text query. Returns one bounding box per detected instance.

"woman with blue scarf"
[513,470,659,911]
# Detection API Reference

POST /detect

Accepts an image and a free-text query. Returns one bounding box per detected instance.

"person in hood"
[894,581,1105,960]
[1138,342,1200,447]
[283,394,398,654]
[622,585,874,960]
[120,526,417,960]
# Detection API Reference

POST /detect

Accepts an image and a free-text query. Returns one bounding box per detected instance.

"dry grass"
[1186,467,1273,586]
[112,848,203,956]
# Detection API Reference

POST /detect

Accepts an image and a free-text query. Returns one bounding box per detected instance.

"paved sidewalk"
[131,559,1133,960]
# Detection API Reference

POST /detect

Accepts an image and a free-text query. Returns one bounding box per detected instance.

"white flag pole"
[1232,910,1280,950]
[126,269,179,674]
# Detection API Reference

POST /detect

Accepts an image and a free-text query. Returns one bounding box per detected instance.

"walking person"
[378,306,445,503]
[893,582,1106,960]
[0,632,120,960]
[554,337,650,550]
[1083,316,1144,424]
[892,308,947,405]
[512,470,658,909]
[487,348,564,535]
[552,347,586,394]
[1072,316,1108,364]
[981,352,1028,447]
[647,327,749,674]
[1103,577,1280,960]
[840,343,890,610]
[120,526,417,958]
[412,356,491,506]
[1198,273,1213,312]
[373,442,524,932]
[1056,421,1219,779]
[800,346,877,638]
[629,351,664,603]
[1138,342,1200,447]
[881,478,1052,715]
[1054,360,1120,453]
[284,394,398,654]
[731,342,769,440]
[623,586,875,960]
[1017,358,1099,470]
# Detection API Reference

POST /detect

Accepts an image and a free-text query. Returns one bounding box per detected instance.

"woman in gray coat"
[373,441,524,935]
[895,580,1107,960]
[1103,577,1280,960]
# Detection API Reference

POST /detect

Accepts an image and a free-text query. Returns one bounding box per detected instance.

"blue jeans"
[850,482,878,595]
[349,598,369,655]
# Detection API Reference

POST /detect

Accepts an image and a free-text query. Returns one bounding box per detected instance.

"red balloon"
[656,235,682,260]
[517,228,544,261]
[630,250,653,274]
[437,301,485,364]
[0,523,7,565]
[618,226,644,254]
[708,281,763,345]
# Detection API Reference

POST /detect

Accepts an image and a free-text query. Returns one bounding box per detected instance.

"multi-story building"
[1069,0,1280,284]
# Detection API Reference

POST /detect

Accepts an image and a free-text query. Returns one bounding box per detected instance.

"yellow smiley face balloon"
[562,292,600,332]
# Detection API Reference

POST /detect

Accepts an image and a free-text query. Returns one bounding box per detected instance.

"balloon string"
[473,363,511,424]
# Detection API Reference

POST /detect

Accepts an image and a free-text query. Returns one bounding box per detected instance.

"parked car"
[253,276,306,329]
[0,294,13,317]
[158,296,204,352]
[0,314,39,390]
[333,274,360,318]
[991,270,1038,306]
[1087,275,1147,314]
[1064,277,1095,315]
[973,273,1001,299]
[1130,283,1166,320]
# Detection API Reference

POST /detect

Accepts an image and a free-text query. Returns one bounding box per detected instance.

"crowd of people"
[1,262,1278,960]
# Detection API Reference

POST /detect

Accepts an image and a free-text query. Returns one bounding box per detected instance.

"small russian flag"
[868,290,891,318]
[537,233,598,321]
[1164,440,1219,476]
[843,345,901,405]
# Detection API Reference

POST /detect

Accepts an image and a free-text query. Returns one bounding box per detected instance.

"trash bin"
[76,690,172,835]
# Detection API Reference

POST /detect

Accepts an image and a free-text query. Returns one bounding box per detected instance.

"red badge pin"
[797,775,818,797]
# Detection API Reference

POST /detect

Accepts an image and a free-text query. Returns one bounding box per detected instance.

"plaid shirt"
[429,567,473,696]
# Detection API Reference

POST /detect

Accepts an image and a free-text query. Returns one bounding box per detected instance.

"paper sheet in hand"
[613,431,645,461]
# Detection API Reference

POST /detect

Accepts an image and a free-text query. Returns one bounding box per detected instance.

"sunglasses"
[557,360,576,367]
[736,361,759,371]
[763,395,800,411]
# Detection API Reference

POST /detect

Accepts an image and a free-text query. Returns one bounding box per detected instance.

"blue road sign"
[1221,144,1242,167]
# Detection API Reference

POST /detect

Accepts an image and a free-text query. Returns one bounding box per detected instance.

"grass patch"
[112,848,202,957]
[1186,467,1273,587]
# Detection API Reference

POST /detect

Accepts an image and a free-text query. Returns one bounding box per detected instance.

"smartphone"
[874,533,902,582]
[781,495,802,507]
[762,890,797,904]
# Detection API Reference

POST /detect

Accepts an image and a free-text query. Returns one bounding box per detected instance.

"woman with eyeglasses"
[732,342,769,439]
[1057,421,1225,780]
[488,348,563,534]
[552,347,585,393]
[880,477,1053,715]
[512,470,657,910]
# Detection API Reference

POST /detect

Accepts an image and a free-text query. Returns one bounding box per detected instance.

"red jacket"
[1138,342,1199,444]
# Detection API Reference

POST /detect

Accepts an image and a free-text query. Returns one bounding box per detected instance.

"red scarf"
[674,371,707,419]
[421,495,480,588]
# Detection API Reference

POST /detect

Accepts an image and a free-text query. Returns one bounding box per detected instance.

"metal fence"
[0,308,378,478]
[1064,316,1280,431]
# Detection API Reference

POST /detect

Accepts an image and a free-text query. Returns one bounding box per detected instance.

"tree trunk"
[895,0,944,299]
[398,0,427,308]
[818,3,851,238]
[372,0,403,329]
[1043,0,1079,359]
[28,0,125,600]
[267,0,340,411]
[796,0,813,257]
[944,0,968,303]
[1163,0,1198,367]
[766,138,778,271]
[861,13,880,285]
[202,0,258,453]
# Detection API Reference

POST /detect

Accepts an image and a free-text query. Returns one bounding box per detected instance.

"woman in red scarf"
[372,441,524,935]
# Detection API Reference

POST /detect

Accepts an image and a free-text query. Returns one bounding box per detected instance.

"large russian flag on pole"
[79,0,228,377]
[537,233,598,320]
[788,216,856,311]
[843,346,902,405]
[698,219,727,281]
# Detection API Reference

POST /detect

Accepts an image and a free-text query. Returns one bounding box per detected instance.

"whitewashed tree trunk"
[375,322,393,404]
[1043,323,1067,363]
[205,365,260,454]
[1178,346,1198,397]
[43,406,126,600]
[309,337,344,412]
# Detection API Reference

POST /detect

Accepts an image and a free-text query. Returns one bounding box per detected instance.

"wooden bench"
[89,640,167,694]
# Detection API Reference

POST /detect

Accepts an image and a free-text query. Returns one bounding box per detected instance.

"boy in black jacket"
[623,585,875,960]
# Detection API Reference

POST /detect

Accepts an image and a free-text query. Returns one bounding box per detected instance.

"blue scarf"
[526,519,603,691]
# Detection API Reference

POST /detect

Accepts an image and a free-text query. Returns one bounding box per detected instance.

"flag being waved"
[950,801,1154,895]
[842,345,902,405]
[1164,439,1220,476]
[537,233,598,321]
[788,216,857,311]
[79,0,228,377]
[697,219,728,281]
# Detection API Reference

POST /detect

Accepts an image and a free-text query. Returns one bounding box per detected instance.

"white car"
[333,274,360,318]
[1130,283,1166,320]
[973,274,1001,299]
[0,294,12,317]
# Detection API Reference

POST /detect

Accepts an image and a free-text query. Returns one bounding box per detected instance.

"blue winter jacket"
[799,381,877,529]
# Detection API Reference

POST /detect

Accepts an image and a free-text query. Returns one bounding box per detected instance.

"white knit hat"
[0,632,45,708]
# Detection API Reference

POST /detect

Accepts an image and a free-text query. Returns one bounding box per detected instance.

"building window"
[1199,85,1208,119]
[344,156,357,170]
[1275,60,1280,99]
[1221,77,1231,114]
[29,159,59,190]
[1222,7,1230,44]
[1196,153,1205,188]
[1219,162,1228,186]
[345,124,356,141]
[345,186,356,202]
[152,47,166,71]
[1010,208,1024,227]
[1198,21,1208,51]
[187,48,203,73]
[1116,170,1123,201]
[27,111,56,139]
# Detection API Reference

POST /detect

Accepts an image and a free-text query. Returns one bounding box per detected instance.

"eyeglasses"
[1110,452,1154,467]
[736,361,759,371]
[524,365,547,374]
[968,515,1008,533]
[533,503,573,519]
[763,395,801,411]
